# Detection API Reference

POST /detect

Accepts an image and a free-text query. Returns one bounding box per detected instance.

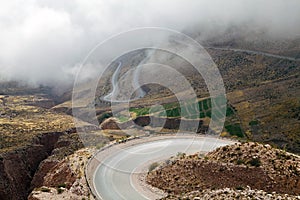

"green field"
[129,98,236,119]
[126,97,244,138]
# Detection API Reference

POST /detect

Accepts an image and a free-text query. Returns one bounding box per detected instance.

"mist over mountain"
[1,2,300,199]
[0,0,299,90]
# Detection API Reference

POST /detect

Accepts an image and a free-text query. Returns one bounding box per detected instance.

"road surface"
[92,136,235,200]
[103,61,123,101]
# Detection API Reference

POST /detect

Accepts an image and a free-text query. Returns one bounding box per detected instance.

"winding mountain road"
[90,135,235,200]
[103,61,123,101]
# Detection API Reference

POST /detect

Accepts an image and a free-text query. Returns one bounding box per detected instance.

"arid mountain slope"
[147,142,300,199]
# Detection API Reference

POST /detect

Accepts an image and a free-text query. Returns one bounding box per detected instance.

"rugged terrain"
[147,142,300,199]
[0,88,106,199]
[0,94,75,199]
[209,48,300,153]
[28,148,95,200]
[95,47,300,153]
[0,35,299,199]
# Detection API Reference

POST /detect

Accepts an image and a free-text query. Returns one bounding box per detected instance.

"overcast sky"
[0,0,299,89]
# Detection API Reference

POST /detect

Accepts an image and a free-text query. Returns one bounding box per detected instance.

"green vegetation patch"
[129,107,150,116]
[149,162,159,172]
[225,124,244,138]
[57,183,66,188]
[128,98,239,130]
[163,102,179,110]
[116,115,130,123]
[199,112,205,118]
[249,120,259,126]
[205,110,212,118]
[165,107,181,118]
[40,187,51,193]
[97,112,112,123]
[202,98,211,110]
[226,106,235,117]
[248,157,261,167]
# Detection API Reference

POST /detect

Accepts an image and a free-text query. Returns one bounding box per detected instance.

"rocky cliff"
[0,132,63,200]
[28,148,95,200]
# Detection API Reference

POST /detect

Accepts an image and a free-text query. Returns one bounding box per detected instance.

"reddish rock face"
[37,160,76,189]
[30,159,59,191]
[0,132,63,200]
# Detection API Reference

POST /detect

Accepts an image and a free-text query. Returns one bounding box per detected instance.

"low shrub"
[248,157,261,167]
[57,188,64,194]
[57,183,66,188]
[148,162,159,172]
[40,187,50,192]
[236,159,244,165]
[236,186,244,190]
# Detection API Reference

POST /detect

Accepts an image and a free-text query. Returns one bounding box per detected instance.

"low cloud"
[0,0,299,89]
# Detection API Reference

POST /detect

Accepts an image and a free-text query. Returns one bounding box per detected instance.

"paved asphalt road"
[93,136,234,200]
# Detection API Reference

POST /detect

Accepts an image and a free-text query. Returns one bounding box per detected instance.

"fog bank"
[0,0,299,89]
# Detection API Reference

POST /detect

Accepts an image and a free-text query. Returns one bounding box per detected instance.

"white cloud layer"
[0,0,299,88]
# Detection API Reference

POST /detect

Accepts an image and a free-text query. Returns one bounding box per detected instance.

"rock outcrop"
[0,132,63,200]
[163,187,300,200]
[147,142,300,199]
[28,148,95,200]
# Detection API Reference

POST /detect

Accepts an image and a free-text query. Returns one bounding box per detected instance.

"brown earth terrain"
[0,93,106,199]
[0,36,299,199]
[96,47,300,153]
[147,142,300,199]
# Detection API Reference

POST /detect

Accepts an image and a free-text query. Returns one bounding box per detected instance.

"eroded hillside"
[147,142,300,199]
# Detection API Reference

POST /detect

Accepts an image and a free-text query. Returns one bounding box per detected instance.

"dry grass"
[0,95,75,152]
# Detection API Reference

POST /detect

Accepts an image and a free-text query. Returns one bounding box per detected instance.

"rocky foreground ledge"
[147,142,300,199]
[28,148,95,200]
[163,187,300,200]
